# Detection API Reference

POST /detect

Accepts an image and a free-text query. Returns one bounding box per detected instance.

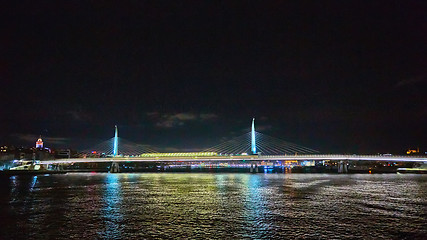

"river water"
[0,173,426,239]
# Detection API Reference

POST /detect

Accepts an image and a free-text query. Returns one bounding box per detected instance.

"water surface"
[0,173,426,239]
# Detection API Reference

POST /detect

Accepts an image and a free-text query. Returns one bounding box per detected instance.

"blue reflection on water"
[214,174,226,194]
[30,176,37,192]
[244,175,272,238]
[99,174,123,239]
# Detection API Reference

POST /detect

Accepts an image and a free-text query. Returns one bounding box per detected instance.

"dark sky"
[1,1,426,154]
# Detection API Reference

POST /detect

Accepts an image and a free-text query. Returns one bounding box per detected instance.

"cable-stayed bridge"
[42,120,426,168]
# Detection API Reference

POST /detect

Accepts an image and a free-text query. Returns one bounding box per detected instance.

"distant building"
[36,136,43,148]
[0,145,15,161]
[54,149,74,159]
[407,148,419,155]
[34,147,54,160]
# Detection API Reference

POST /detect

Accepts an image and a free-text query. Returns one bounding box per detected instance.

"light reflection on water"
[0,173,426,239]
[99,174,123,239]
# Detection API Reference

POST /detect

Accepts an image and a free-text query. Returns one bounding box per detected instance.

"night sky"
[1,1,426,154]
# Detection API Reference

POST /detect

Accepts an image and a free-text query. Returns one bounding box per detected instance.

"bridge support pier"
[338,161,348,173]
[110,162,120,173]
[160,163,165,172]
[53,163,64,171]
[250,163,259,173]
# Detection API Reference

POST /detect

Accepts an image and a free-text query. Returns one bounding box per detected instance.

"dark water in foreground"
[0,173,426,239]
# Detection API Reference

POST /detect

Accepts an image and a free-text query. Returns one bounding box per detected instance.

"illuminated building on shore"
[36,136,43,149]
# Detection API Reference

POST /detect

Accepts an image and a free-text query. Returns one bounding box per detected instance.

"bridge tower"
[251,118,257,154]
[113,125,118,157]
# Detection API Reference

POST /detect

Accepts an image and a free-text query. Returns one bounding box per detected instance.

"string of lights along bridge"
[82,119,319,157]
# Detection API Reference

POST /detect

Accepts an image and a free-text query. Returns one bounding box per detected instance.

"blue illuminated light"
[113,125,118,156]
[251,118,257,154]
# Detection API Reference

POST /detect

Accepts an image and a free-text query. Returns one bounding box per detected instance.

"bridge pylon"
[113,125,118,157]
[251,118,257,154]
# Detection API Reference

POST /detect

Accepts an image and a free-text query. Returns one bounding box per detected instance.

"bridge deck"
[41,155,427,164]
